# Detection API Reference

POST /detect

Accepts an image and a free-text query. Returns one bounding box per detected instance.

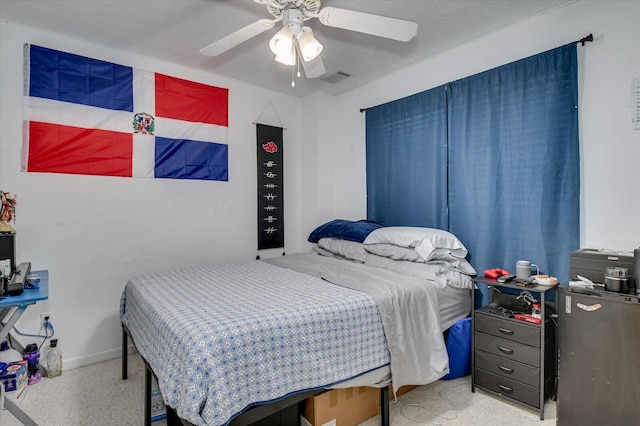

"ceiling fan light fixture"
[275,53,295,65]
[201,0,418,85]
[269,27,294,57]
[297,26,323,62]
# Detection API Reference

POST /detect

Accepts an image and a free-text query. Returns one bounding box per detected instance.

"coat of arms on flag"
[22,44,229,181]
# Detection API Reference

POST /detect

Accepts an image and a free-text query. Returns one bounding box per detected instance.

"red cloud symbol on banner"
[262,141,278,153]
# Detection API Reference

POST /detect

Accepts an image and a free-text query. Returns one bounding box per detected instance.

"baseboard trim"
[9,331,139,372]
[63,344,138,371]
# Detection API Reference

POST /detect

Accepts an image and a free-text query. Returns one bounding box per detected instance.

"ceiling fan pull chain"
[291,47,296,87]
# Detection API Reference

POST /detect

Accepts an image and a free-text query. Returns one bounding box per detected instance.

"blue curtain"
[448,43,579,289]
[366,85,448,228]
[365,44,579,302]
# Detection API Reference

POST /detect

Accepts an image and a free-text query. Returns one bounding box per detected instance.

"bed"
[120,222,475,426]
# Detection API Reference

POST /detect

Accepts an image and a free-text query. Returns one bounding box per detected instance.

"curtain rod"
[577,33,594,46]
[359,33,594,113]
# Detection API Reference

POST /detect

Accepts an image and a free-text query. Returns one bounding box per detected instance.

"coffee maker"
[570,248,636,294]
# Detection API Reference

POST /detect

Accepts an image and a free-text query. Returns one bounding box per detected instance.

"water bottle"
[46,339,63,377]
[0,340,22,363]
[23,343,41,384]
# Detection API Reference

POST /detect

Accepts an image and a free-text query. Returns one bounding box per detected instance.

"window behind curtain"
[365,44,579,287]
[366,85,448,229]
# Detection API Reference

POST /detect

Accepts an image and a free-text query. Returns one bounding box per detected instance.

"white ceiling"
[0,0,576,98]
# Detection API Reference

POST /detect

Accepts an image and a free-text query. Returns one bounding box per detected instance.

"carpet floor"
[1,354,556,425]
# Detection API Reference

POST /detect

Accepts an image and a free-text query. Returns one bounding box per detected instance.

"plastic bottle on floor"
[0,340,22,363]
[23,343,41,384]
[46,338,63,377]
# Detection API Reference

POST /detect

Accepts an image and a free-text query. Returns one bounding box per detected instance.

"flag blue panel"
[29,45,134,112]
[155,138,228,181]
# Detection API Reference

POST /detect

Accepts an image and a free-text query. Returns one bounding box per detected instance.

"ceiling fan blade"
[318,7,418,42]
[300,53,326,79]
[200,19,276,56]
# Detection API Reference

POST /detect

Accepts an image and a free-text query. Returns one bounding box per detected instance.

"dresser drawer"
[475,349,540,387]
[475,313,540,346]
[474,332,540,367]
[475,368,541,408]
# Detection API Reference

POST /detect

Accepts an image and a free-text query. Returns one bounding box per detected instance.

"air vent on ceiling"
[320,71,351,84]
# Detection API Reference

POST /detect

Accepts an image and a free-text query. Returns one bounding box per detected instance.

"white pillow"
[317,238,369,263]
[312,245,339,259]
[364,243,426,263]
[363,254,474,290]
[363,226,468,261]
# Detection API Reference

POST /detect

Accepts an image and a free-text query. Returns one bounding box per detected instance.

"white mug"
[516,260,539,280]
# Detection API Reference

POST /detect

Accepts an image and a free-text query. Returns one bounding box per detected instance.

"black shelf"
[471,277,557,420]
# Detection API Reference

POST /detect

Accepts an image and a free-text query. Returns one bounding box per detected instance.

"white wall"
[310,0,640,253]
[0,21,305,368]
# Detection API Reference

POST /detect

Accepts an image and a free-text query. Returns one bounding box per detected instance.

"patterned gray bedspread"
[120,254,447,425]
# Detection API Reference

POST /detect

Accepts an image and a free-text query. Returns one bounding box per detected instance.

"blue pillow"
[442,317,472,380]
[308,219,384,243]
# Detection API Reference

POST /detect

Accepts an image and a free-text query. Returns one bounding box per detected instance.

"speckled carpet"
[1,354,556,426]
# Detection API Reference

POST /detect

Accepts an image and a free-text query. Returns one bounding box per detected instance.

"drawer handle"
[497,327,514,335]
[498,384,514,394]
[497,345,514,354]
[498,365,514,374]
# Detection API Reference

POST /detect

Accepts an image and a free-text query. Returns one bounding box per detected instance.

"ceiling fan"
[200,0,418,83]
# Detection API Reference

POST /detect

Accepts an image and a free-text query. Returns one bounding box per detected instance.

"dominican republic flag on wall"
[22,44,228,181]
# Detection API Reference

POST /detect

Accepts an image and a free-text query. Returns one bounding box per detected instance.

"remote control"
[497,274,516,283]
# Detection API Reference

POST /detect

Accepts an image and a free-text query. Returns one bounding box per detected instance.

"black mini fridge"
[557,287,640,425]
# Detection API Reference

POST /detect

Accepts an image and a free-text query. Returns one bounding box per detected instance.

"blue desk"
[0,270,49,343]
[1,269,47,426]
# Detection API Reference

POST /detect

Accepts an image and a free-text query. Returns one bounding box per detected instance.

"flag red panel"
[155,74,228,126]
[28,121,133,177]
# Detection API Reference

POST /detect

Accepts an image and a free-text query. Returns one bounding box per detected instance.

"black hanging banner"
[256,124,284,251]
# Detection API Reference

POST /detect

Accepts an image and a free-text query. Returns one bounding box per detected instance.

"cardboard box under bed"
[303,385,416,426]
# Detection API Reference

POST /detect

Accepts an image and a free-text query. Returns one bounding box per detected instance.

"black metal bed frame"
[122,324,391,426]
